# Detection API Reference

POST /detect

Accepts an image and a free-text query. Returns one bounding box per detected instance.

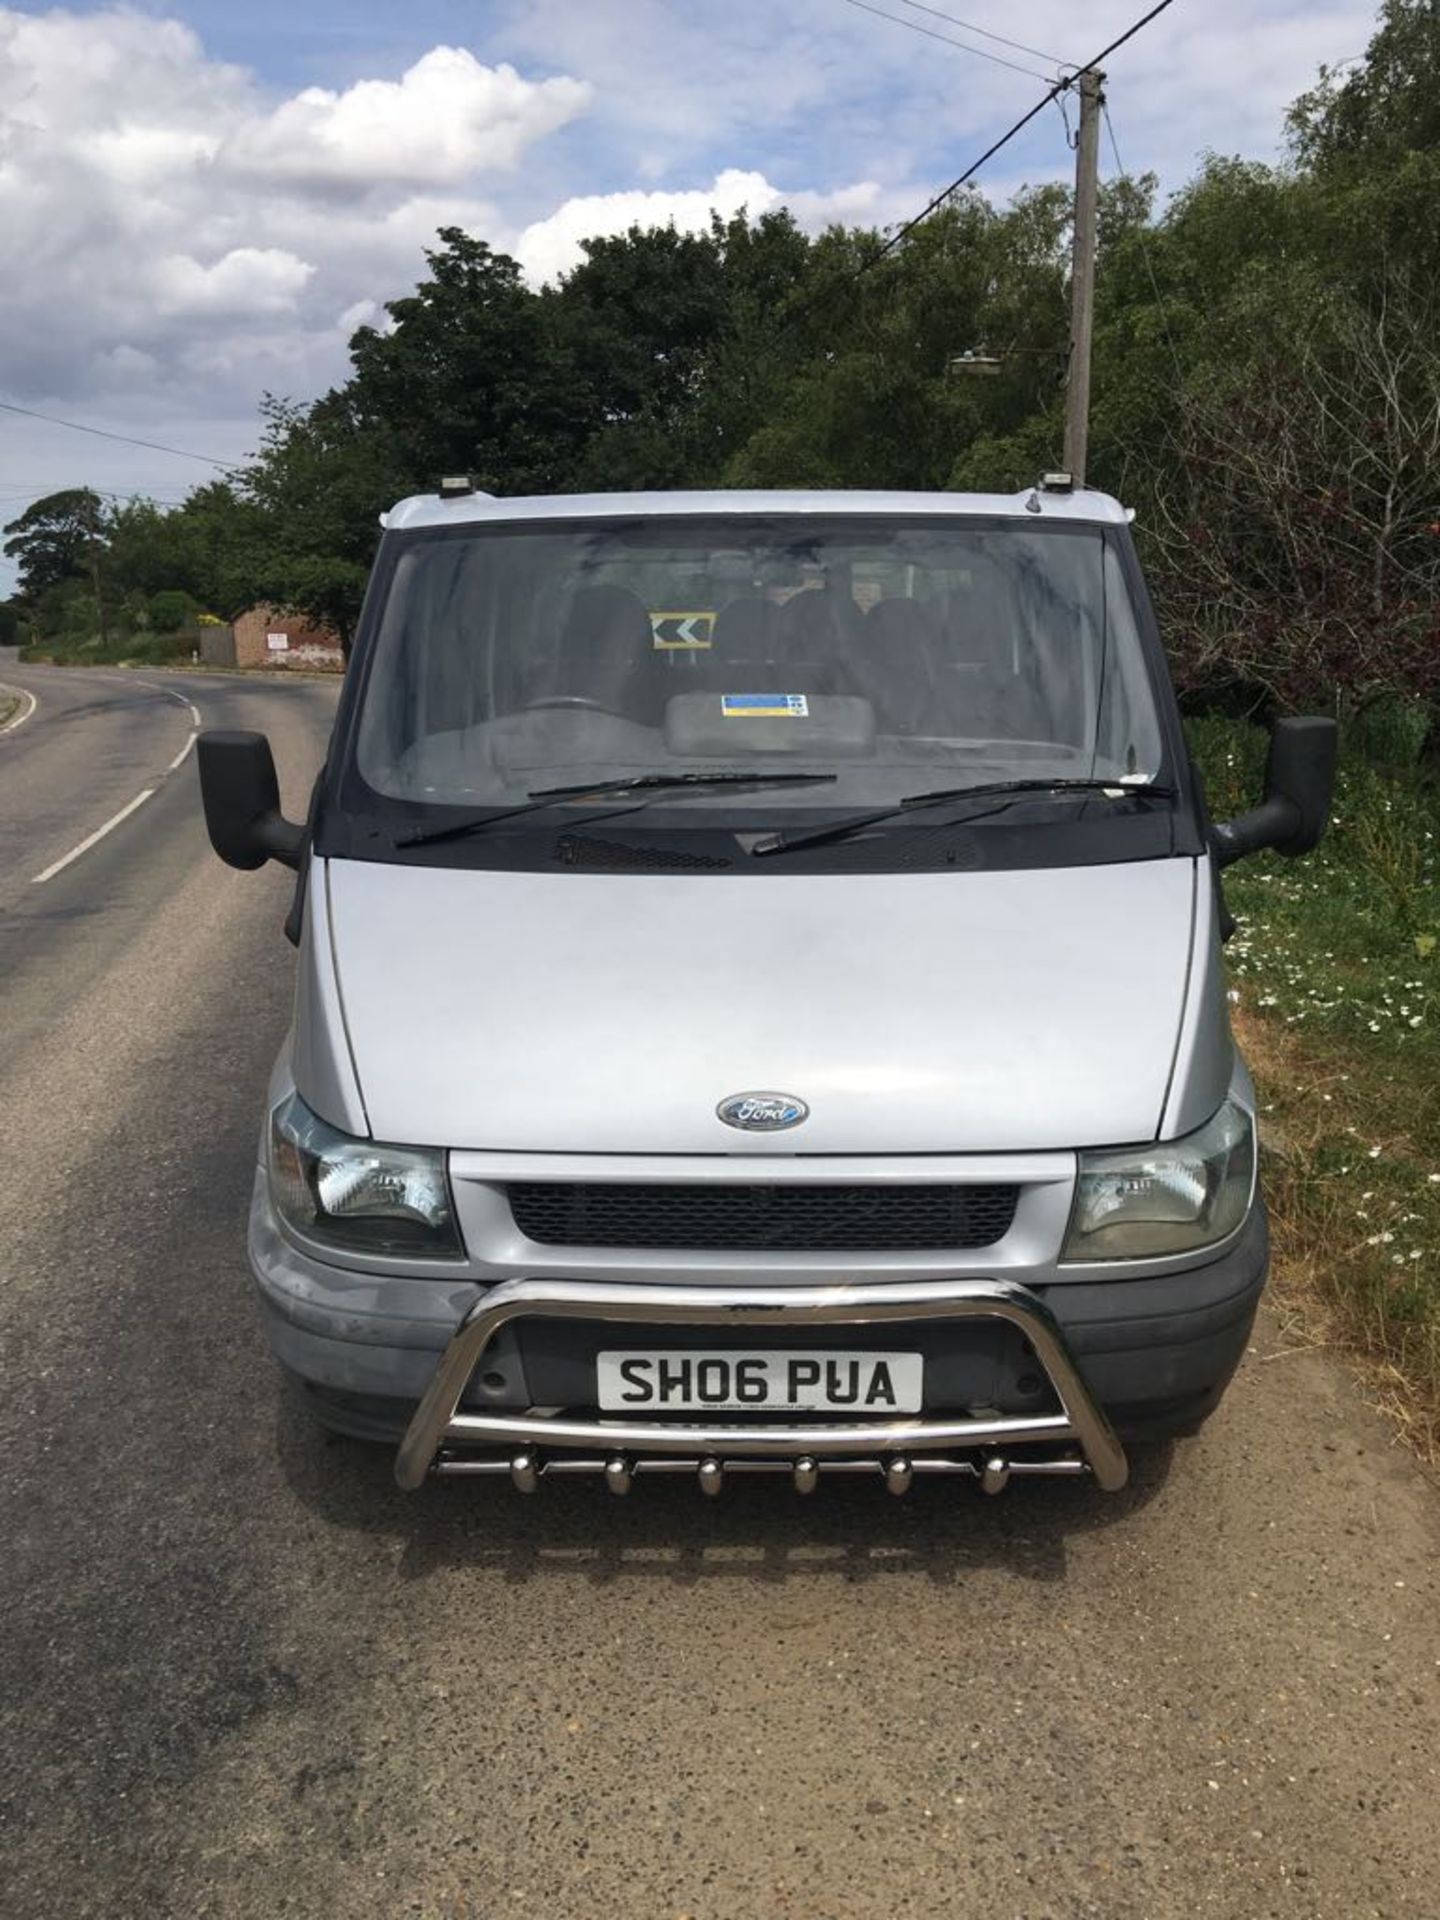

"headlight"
[1062,1098,1255,1262]
[269,1093,462,1257]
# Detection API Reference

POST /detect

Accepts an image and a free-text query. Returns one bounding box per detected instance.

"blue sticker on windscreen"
[721,693,809,718]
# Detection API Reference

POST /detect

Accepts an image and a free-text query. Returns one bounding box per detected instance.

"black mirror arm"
[256,813,305,870]
[1210,796,1303,870]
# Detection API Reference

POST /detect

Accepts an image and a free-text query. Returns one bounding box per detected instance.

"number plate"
[596,1349,923,1414]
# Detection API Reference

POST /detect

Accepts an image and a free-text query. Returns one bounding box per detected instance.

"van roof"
[381,486,1131,533]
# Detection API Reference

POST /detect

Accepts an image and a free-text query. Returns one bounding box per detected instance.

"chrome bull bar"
[394,1276,1129,1493]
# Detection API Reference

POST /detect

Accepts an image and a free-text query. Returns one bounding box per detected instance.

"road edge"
[0,684,38,734]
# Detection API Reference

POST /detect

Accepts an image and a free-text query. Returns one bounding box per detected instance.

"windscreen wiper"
[395,771,837,848]
[750,777,1175,858]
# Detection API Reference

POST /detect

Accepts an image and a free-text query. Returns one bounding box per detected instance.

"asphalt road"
[2,652,1438,1919]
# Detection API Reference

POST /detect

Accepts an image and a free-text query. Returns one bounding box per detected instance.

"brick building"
[231,604,345,670]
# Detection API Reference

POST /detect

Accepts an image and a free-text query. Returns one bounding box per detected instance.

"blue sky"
[0,0,1378,583]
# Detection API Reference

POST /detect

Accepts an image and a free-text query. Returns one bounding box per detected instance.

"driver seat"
[551,585,661,723]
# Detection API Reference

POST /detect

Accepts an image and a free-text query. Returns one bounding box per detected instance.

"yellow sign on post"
[650,611,715,650]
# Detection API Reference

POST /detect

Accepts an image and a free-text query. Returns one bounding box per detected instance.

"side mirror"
[1211,715,1338,869]
[196,730,305,871]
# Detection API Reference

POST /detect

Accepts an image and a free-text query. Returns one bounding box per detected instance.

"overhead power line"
[836,0,1052,80]
[1101,100,1186,385]
[0,398,240,471]
[866,91,1059,264]
[0,490,190,508]
[1084,0,1181,70]
[863,0,1180,269]
[0,485,196,503]
[0,483,192,496]
[892,0,1070,69]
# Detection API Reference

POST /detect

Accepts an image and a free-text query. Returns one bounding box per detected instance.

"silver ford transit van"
[198,485,1336,1496]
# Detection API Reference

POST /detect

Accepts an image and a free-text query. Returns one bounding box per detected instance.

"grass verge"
[20,630,201,669]
[1190,712,1440,1461]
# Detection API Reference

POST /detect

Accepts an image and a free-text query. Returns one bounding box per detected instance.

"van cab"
[198,485,1336,1496]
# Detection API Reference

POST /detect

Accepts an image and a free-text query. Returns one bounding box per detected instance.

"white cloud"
[81,125,221,186]
[788,181,887,225]
[153,247,315,318]
[231,48,591,192]
[0,4,902,463]
[494,0,1376,199]
[515,168,883,283]
[0,8,589,423]
[338,299,381,335]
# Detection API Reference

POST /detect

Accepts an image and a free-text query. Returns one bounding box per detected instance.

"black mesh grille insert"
[554,834,733,870]
[507,1182,1020,1252]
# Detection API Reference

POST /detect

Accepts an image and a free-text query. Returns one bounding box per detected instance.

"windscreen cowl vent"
[553,835,733,871]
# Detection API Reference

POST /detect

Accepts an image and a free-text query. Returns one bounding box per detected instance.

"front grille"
[507,1182,1020,1252]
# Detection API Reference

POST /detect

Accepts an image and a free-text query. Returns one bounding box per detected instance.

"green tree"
[169,482,272,619]
[147,588,195,634]
[689,209,816,476]
[546,212,811,489]
[1290,0,1440,168]
[345,228,582,494]
[735,189,1071,490]
[235,394,405,656]
[550,222,731,488]
[3,488,107,612]
[98,486,273,624]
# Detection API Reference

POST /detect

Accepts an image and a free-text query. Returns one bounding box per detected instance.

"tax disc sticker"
[720,693,809,718]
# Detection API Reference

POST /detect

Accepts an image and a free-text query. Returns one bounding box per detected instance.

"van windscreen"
[353,515,1166,821]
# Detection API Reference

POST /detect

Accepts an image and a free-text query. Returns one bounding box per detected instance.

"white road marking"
[25,672,203,885]
[146,679,201,774]
[31,787,156,885]
[131,674,193,707]
[131,677,202,729]
[0,685,37,734]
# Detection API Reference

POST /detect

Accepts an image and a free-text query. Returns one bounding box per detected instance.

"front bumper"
[248,1172,1269,1491]
[393,1274,1129,1492]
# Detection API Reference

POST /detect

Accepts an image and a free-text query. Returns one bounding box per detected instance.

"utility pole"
[1062,68,1104,490]
[85,496,110,651]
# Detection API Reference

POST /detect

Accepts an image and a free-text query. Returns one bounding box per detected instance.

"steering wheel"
[523,694,622,716]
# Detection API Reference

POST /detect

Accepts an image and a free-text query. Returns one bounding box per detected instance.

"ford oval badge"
[717,1092,809,1132]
